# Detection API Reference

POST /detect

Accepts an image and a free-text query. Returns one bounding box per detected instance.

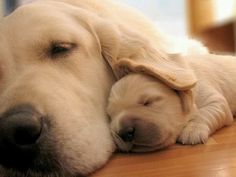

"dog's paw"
[177,121,210,145]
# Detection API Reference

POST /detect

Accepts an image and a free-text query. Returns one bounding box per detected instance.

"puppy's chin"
[112,127,177,153]
[115,138,177,153]
[113,137,133,152]
[131,136,177,152]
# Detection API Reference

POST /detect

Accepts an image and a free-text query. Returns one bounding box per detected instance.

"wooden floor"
[91,122,236,177]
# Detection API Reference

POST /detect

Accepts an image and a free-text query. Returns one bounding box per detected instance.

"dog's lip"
[114,137,164,152]
[115,132,173,152]
[0,168,85,177]
[131,141,168,152]
[0,162,64,177]
[133,132,175,152]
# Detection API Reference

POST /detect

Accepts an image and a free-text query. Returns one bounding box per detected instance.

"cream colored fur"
[0,0,207,176]
[108,54,235,152]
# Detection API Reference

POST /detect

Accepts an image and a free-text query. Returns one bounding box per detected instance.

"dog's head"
[107,73,195,152]
[0,1,197,176]
[0,2,117,176]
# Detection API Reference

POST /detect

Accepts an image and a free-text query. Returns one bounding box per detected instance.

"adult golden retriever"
[0,0,207,176]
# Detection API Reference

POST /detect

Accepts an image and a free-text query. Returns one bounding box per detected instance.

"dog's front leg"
[178,90,233,145]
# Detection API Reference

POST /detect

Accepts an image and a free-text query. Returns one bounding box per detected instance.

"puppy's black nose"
[119,127,135,142]
[0,104,43,168]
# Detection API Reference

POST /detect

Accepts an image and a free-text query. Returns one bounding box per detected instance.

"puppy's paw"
[178,121,210,145]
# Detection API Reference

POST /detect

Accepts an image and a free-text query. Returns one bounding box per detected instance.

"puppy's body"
[108,54,235,152]
[190,55,236,113]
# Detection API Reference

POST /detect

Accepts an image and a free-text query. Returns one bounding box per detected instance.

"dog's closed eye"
[49,42,76,58]
[138,96,163,107]
[142,100,152,106]
[139,99,152,107]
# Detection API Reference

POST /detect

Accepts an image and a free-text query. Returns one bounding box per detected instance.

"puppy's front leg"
[178,90,233,145]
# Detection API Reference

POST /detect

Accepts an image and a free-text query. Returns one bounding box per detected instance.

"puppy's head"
[107,73,194,152]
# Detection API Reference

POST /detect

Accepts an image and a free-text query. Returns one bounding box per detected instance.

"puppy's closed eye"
[49,42,77,58]
[139,99,152,107]
[142,100,152,107]
[138,96,163,107]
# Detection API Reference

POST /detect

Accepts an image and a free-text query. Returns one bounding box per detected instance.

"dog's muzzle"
[0,104,44,168]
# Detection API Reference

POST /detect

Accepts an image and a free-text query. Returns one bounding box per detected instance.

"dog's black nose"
[0,104,43,168]
[119,127,135,142]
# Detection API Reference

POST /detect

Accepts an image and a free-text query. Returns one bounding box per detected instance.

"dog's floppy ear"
[95,21,197,90]
[177,90,195,114]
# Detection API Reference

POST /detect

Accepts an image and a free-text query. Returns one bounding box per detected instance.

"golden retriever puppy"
[108,54,235,152]
[0,0,207,176]
[107,73,185,152]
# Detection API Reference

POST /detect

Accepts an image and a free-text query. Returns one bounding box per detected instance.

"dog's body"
[108,54,235,152]
[0,0,207,176]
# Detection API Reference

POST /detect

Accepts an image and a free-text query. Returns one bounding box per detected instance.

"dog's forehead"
[0,2,96,53]
[3,3,72,29]
[2,1,94,32]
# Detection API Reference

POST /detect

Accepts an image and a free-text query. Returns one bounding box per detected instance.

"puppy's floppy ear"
[95,21,197,90]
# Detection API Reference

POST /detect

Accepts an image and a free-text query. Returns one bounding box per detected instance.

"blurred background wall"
[187,0,236,54]
[0,0,236,54]
[121,0,187,37]
[0,0,33,16]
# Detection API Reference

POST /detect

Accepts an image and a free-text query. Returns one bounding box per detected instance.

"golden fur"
[108,54,235,152]
[0,0,207,176]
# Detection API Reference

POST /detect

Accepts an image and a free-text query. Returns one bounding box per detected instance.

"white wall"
[214,0,236,23]
[121,0,187,36]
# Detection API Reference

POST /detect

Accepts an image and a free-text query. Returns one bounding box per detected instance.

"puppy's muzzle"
[114,116,160,152]
[0,104,44,168]
[118,117,159,143]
